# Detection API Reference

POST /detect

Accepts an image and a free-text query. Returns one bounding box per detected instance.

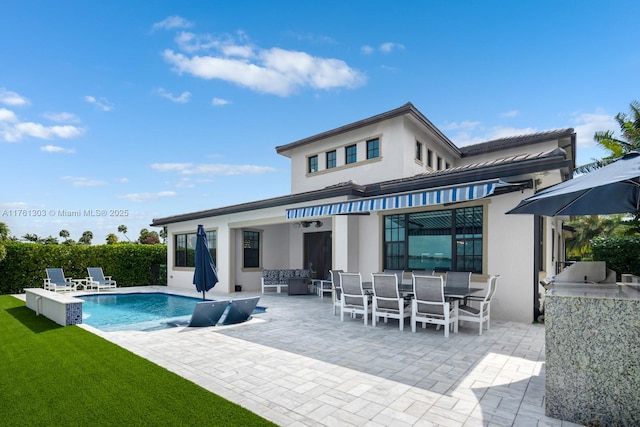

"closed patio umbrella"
[506,151,640,216]
[193,224,219,300]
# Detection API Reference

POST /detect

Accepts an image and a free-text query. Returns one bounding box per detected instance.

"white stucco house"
[151,102,576,323]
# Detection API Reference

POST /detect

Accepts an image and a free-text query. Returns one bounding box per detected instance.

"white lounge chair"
[43,268,77,292]
[86,267,118,291]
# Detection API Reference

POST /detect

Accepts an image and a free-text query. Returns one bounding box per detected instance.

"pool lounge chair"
[43,268,77,292]
[86,267,118,291]
[189,300,230,327]
[220,297,260,325]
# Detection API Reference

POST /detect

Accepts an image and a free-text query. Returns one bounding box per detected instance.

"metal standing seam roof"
[460,128,576,157]
[150,147,572,227]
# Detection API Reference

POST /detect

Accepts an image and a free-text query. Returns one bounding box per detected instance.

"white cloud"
[175,31,224,53]
[499,110,519,118]
[1,118,84,142]
[174,178,195,188]
[151,162,276,175]
[40,144,75,153]
[15,122,84,139]
[441,120,481,132]
[450,126,537,147]
[379,42,405,53]
[212,97,230,106]
[119,191,177,202]
[0,88,29,106]
[360,45,374,55]
[570,110,617,150]
[162,31,366,96]
[85,95,113,112]
[154,87,191,103]
[0,108,18,122]
[42,112,80,123]
[152,16,193,32]
[361,43,404,54]
[61,176,107,187]
[0,201,29,209]
[150,162,192,172]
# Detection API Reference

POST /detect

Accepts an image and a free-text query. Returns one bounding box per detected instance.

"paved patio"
[79,287,580,427]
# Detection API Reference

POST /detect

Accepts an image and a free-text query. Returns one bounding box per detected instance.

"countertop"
[546,283,640,300]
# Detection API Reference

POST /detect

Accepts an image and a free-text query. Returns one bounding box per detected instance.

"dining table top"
[361,281,483,298]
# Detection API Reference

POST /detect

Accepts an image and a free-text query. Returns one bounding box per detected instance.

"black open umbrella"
[507,151,640,216]
[193,224,219,300]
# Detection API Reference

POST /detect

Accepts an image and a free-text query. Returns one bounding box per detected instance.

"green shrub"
[0,242,167,294]
[591,236,640,280]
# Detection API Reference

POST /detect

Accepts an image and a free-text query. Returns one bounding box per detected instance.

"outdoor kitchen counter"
[544,283,640,426]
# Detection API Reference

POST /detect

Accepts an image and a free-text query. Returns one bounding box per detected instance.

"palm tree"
[105,233,119,244]
[575,100,640,173]
[0,222,9,240]
[79,231,93,245]
[117,224,131,241]
[565,215,627,259]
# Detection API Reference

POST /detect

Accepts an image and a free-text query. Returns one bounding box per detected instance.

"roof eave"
[275,102,460,156]
[365,149,572,196]
[150,183,365,227]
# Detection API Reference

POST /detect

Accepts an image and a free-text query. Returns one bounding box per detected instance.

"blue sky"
[1,1,638,243]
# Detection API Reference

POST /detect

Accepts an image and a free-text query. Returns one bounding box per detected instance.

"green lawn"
[0,295,275,427]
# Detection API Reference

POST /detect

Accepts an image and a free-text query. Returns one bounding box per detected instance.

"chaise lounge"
[43,268,78,292]
[86,267,118,292]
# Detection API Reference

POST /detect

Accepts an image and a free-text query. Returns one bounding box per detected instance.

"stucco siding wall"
[487,191,537,323]
[288,117,408,194]
[357,213,382,279]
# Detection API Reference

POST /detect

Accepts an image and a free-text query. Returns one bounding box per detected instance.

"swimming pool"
[80,292,264,332]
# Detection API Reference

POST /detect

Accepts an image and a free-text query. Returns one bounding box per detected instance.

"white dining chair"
[458,275,499,335]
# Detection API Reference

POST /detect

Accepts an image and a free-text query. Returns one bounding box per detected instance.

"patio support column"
[217,224,233,293]
[332,215,359,272]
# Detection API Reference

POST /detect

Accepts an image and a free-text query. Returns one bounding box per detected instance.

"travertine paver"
[74,287,580,426]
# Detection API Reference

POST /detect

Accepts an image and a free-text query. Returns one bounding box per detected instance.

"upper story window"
[427,149,433,168]
[345,144,357,164]
[366,138,380,159]
[308,155,318,173]
[326,150,336,169]
[415,141,423,161]
[436,156,442,170]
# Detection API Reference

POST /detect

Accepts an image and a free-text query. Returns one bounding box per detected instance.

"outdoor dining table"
[362,282,483,300]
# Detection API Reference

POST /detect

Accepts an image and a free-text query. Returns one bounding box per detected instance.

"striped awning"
[287,179,502,220]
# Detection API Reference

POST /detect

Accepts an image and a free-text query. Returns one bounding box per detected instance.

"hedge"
[0,242,167,295]
[591,236,640,280]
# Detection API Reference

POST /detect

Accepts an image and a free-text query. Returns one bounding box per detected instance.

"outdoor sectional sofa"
[261,269,310,293]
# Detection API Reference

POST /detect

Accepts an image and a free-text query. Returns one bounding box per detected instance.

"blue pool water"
[81,292,264,332]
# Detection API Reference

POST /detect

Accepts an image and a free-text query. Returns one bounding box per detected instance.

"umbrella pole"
[202,290,205,300]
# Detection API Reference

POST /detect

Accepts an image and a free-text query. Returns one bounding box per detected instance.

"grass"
[0,295,275,427]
